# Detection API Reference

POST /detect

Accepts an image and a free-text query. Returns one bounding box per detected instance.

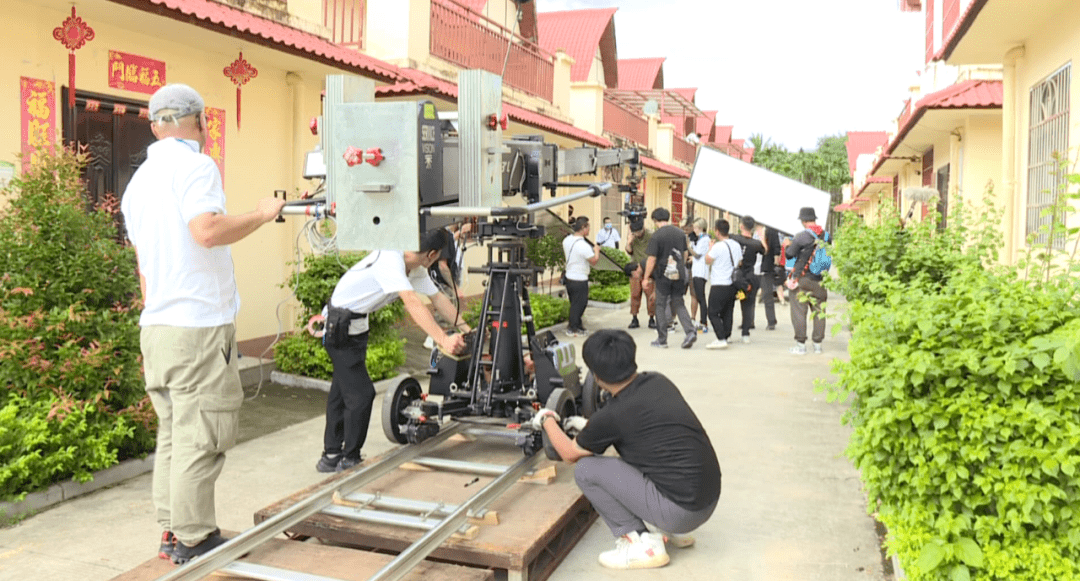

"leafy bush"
[589,246,632,287]
[275,252,406,381]
[463,293,569,332]
[273,332,405,382]
[589,284,630,304]
[0,147,152,501]
[526,233,564,293]
[821,183,1080,581]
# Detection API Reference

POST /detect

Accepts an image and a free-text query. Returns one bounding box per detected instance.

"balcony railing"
[324,0,364,47]
[430,0,554,101]
[603,98,649,146]
[673,137,696,166]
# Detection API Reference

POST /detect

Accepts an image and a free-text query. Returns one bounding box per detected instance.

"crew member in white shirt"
[688,217,711,333]
[704,219,742,349]
[120,83,286,564]
[596,217,621,249]
[317,230,469,474]
[562,217,600,337]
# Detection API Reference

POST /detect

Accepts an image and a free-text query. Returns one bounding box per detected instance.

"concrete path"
[0,296,884,581]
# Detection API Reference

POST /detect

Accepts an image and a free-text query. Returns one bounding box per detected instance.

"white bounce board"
[684,145,832,236]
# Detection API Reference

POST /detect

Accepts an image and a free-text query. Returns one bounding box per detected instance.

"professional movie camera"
[290,72,638,456]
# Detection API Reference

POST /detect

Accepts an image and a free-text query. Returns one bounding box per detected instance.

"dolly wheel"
[382,377,422,445]
[580,372,609,418]
[542,388,576,460]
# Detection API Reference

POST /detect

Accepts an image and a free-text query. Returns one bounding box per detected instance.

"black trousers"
[708,284,737,341]
[692,277,708,326]
[739,274,761,336]
[566,279,590,331]
[323,332,375,461]
[759,267,778,327]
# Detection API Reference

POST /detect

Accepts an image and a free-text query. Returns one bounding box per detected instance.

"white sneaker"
[598,532,669,570]
[790,342,807,355]
[813,343,823,354]
[741,336,751,344]
[664,532,696,548]
[706,339,729,350]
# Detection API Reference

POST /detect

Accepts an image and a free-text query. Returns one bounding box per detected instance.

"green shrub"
[463,293,570,332]
[273,332,405,382]
[275,252,407,380]
[589,284,630,304]
[0,147,152,501]
[589,246,631,287]
[821,182,1080,581]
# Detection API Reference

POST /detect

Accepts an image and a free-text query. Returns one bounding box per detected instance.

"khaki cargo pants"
[141,324,243,546]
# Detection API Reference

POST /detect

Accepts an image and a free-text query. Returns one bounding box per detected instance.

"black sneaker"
[628,316,640,329]
[316,452,341,473]
[336,456,363,472]
[172,529,229,565]
[648,317,657,329]
[158,530,176,561]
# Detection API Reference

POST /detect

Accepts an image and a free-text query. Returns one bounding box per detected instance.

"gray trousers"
[575,456,718,538]
[654,278,694,344]
[790,276,827,344]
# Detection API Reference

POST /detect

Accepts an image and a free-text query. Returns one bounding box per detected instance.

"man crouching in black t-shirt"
[531,330,721,570]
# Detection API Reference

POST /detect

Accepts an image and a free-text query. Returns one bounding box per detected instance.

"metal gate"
[1026,63,1070,248]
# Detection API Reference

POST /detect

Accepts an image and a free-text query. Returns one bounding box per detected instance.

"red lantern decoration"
[223,51,258,129]
[53,6,95,108]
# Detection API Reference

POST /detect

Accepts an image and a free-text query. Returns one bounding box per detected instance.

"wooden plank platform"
[254,438,596,581]
[109,537,493,581]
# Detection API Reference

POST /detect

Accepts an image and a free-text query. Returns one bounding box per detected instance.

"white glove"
[562,416,588,435]
[529,409,560,431]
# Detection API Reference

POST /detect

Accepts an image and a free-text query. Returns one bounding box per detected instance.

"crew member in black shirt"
[760,225,782,329]
[641,208,696,349]
[533,330,721,570]
[729,216,766,343]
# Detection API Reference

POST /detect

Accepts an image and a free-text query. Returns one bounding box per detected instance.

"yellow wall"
[1011,1,1080,261]
[959,114,1004,220]
[569,82,604,137]
[2,0,364,344]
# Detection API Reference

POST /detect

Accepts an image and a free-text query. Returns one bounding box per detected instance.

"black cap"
[798,207,817,222]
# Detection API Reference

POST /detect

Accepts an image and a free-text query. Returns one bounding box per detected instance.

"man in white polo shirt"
[317,229,468,474]
[120,84,286,564]
[562,217,600,337]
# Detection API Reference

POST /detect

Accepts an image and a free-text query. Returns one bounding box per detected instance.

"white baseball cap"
[148,83,204,122]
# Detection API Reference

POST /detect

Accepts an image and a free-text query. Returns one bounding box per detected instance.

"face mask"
[604,223,612,229]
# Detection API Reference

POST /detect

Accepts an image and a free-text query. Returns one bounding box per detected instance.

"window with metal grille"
[1026,63,1070,248]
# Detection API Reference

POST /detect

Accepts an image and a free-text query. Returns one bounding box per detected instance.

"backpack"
[807,230,832,275]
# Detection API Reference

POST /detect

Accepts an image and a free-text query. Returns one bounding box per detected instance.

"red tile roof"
[537,9,619,87]
[117,0,400,82]
[712,125,733,144]
[641,155,690,179]
[939,0,988,61]
[669,88,697,103]
[696,111,717,140]
[618,58,665,90]
[377,70,612,148]
[845,131,888,173]
[872,79,1002,175]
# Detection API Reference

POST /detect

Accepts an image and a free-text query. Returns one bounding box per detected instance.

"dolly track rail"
[154,422,468,581]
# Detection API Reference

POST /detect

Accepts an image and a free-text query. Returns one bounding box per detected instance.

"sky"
[536,0,926,152]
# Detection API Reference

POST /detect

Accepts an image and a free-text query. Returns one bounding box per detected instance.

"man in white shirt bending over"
[563,217,600,337]
[317,229,469,474]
